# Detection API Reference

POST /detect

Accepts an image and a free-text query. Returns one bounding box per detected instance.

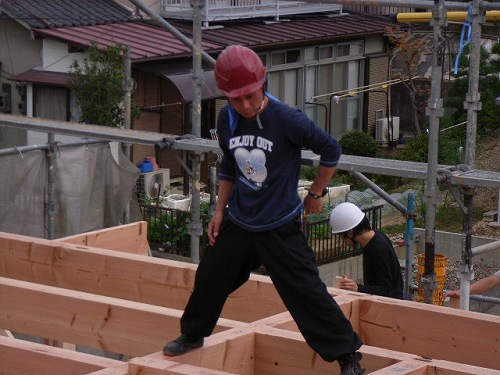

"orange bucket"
[416,253,447,305]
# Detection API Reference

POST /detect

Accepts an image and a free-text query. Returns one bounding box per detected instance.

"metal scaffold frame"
[2,0,500,307]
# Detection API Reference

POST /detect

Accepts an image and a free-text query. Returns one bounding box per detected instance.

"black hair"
[351,216,371,238]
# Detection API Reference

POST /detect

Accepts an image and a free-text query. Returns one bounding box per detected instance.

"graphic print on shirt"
[234,148,267,188]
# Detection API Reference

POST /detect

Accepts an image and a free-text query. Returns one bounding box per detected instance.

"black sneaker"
[338,352,365,375]
[163,334,204,356]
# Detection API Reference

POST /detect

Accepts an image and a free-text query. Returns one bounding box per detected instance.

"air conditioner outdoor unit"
[0,92,11,113]
[140,168,170,200]
[376,116,400,144]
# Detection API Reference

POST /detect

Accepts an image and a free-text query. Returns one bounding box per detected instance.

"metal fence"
[302,204,383,265]
[140,203,383,264]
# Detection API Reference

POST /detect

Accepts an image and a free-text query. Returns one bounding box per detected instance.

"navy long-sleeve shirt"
[217,97,341,232]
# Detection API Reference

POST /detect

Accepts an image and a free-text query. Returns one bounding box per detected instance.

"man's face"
[228,89,264,120]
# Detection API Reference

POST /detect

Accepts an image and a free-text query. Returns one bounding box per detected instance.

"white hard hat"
[329,202,366,233]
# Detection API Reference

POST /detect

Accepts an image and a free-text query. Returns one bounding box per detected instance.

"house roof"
[32,13,396,63]
[170,12,397,50]
[9,69,71,86]
[0,0,136,29]
[33,21,224,62]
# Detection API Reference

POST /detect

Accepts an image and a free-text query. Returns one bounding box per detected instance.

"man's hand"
[208,211,224,246]
[339,275,359,292]
[303,194,324,215]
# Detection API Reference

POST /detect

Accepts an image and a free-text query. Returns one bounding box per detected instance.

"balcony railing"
[160,0,343,26]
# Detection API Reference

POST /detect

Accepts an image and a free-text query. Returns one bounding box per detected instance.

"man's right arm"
[207,179,234,246]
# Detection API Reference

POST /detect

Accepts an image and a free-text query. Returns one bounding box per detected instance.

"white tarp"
[0,143,140,239]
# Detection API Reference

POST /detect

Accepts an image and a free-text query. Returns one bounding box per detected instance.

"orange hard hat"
[214,45,267,98]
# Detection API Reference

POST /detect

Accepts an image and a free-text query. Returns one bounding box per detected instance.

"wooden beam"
[57,221,150,255]
[84,365,129,375]
[0,335,122,375]
[358,297,500,370]
[0,232,286,322]
[2,230,500,374]
[0,277,243,358]
[129,358,241,375]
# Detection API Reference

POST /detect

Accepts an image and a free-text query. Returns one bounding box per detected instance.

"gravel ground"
[405,254,500,293]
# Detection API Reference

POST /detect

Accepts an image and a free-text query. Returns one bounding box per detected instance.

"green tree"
[385,27,431,137]
[70,41,139,127]
[445,42,500,137]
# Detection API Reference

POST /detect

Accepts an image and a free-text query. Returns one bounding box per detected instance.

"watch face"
[308,187,328,199]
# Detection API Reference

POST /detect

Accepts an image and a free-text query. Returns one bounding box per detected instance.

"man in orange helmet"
[163,45,364,375]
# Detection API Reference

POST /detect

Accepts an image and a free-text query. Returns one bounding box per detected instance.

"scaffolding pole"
[189,0,205,264]
[126,0,216,66]
[459,0,485,311]
[421,0,446,305]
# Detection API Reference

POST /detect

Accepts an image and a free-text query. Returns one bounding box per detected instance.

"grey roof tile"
[0,0,136,29]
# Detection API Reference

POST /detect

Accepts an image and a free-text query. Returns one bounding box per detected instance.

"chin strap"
[228,92,280,135]
[256,97,265,129]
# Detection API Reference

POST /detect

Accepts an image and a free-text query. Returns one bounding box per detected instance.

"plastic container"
[145,156,158,171]
[164,194,191,211]
[139,159,153,173]
[416,253,447,305]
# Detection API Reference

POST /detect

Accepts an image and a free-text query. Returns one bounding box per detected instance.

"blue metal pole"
[404,192,415,300]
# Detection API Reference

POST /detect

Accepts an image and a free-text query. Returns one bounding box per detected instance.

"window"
[266,49,303,107]
[337,44,350,57]
[271,49,301,66]
[268,68,301,108]
[263,43,365,138]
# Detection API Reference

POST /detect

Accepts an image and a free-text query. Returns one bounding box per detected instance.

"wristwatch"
[308,187,328,199]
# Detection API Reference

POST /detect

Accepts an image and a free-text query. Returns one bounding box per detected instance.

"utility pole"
[421,0,446,304]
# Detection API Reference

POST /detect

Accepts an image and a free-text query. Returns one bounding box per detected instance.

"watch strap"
[308,187,328,199]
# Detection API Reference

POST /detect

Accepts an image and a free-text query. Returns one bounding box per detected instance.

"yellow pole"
[396,10,500,23]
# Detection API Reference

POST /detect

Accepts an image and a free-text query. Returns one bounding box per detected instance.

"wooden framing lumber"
[57,221,150,255]
[1,228,500,374]
[0,232,287,322]
[0,335,122,375]
[0,276,243,358]
[357,297,500,370]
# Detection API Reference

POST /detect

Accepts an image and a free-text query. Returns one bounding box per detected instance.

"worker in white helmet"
[330,202,404,299]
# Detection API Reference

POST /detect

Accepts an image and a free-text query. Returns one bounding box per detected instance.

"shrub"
[339,131,378,157]
[397,130,463,165]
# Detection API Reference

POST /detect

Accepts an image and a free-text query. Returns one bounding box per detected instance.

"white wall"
[41,39,87,72]
[413,228,500,264]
